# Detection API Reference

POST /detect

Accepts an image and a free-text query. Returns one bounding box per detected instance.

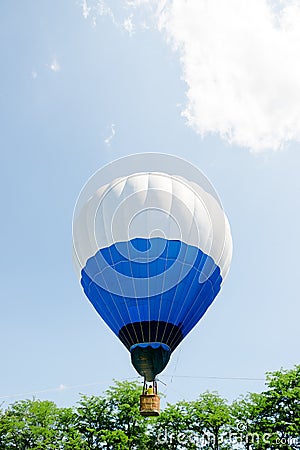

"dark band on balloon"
[118,321,183,352]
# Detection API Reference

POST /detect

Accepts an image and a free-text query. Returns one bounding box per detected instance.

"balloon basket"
[139,394,160,417]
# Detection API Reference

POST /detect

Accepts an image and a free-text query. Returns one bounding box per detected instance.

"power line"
[0,377,139,401]
[0,374,265,402]
[0,382,105,401]
[161,375,265,381]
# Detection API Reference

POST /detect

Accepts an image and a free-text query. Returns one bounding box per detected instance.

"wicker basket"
[139,394,160,417]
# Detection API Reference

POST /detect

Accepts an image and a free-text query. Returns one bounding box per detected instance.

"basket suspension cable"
[139,377,160,417]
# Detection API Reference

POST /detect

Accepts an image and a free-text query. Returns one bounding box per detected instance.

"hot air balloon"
[73,154,232,415]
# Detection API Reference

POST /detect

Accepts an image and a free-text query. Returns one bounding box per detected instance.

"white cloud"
[31,70,38,79]
[82,0,91,19]
[94,0,116,26]
[79,0,149,30]
[156,0,300,152]
[95,0,300,152]
[104,123,116,146]
[123,15,134,34]
[81,0,116,27]
[49,58,60,72]
[92,17,98,27]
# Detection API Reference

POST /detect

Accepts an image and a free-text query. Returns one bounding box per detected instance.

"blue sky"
[1,0,299,408]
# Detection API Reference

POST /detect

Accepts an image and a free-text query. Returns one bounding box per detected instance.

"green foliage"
[98,430,129,450]
[231,393,269,450]
[75,394,113,448]
[230,367,300,450]
[0,399,84,449]
[189,391,231,449]
[264,365,300,445]
[249,365,300,450]
[0,367,299,450]
[74,380,147,449]
[105,380,148,449]
[148,401,196,449]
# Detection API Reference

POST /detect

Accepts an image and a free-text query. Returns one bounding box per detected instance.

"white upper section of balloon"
[73,171,232,281]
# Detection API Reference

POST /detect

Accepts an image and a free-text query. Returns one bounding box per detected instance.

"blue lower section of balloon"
[81,238,222,350]
[130,342,170,352]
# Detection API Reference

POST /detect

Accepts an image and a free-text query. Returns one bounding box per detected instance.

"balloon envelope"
[73,169,232,381]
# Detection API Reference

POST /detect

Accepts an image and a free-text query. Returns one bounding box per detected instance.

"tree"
[56,406,87,449]
[0,399,82,449]
[189,391,231,450]
[231,393,268,450]
[75,394,114,449]
[98,430,129,450]
[149,401,196,450]
[105,380,148,449]
[0,366,299,449]
[231,365,300,450]
[257,365,300,450]
[74,380,148,449]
